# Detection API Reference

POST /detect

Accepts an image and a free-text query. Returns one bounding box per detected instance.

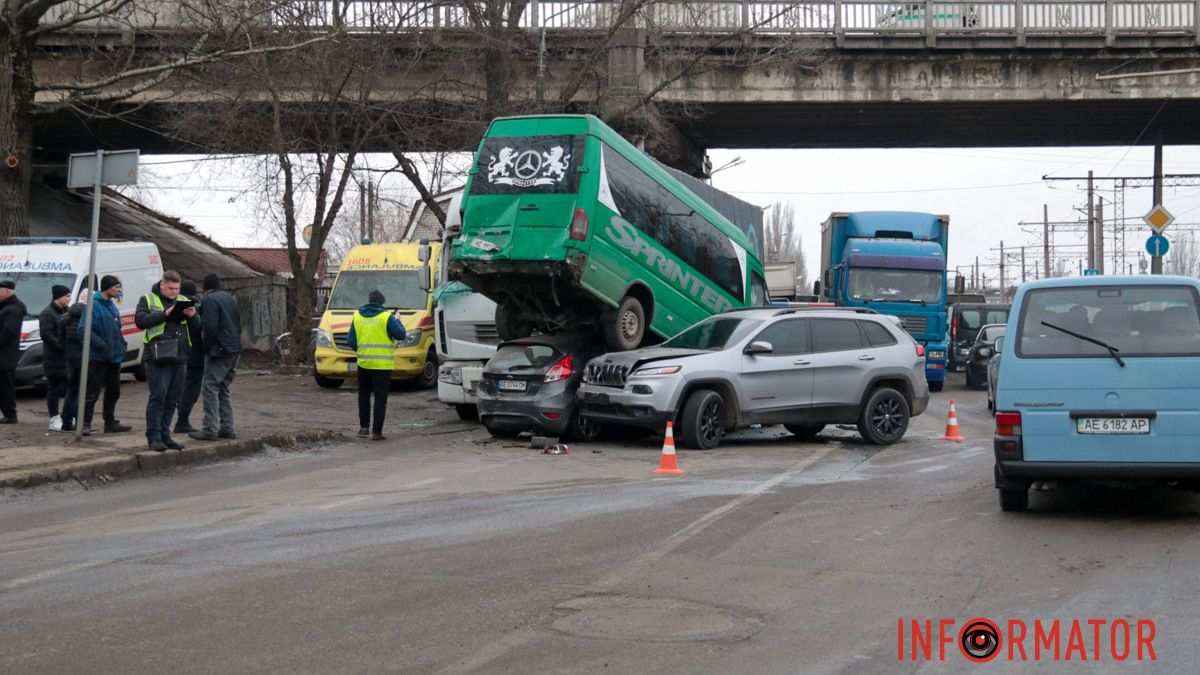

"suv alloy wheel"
[857,387,909,445]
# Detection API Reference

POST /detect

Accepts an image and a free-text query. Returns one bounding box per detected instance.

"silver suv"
[577,307,930,449]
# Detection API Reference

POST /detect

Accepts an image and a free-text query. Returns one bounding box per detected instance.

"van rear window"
[1016,285,1200,358]
[470,135,584,196]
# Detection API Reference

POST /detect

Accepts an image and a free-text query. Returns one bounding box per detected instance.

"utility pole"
[999,240,1006,298]
[1086,170,1095,269]
[974,256,979,290]
[1043,204,1051,279]
[1152,139,1164,275]
[367,181,376,242]
[1096,198,1104,274]
[359,181,366,242]
[1021,246,1027,283]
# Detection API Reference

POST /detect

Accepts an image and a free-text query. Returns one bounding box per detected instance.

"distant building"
[400,188,462,242]
[227,247,328,282]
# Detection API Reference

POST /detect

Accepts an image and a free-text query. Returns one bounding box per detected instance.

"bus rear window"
[1016,285,1200,358]
[471,135,584,196]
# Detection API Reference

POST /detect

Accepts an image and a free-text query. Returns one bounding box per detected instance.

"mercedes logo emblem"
[514,150,543,180]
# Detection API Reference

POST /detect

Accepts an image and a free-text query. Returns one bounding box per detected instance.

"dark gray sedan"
[478,333,606,441]
[965,324,1005,390]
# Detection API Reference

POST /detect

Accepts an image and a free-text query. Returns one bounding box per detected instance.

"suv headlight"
[316,329,333,349]
[399,328,423,348]
[927,350,946,360]
[631,365,681,377]
[439,365,462,385]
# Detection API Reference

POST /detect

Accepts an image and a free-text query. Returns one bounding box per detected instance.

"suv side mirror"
[745,341,773,355]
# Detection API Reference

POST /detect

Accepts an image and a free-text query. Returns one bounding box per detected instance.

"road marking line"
[438,447,835,674]
[0,560,110,590]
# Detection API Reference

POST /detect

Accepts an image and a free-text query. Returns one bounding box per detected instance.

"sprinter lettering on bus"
[605,217,732,314]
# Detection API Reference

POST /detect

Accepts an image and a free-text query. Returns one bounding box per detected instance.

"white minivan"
[0,240,163,385]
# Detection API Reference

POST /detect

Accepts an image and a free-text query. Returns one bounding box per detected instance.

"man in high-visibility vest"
[135,270,196,451]
[346,289,406,440]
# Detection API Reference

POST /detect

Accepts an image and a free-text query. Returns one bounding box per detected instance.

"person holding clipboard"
[135,270,197,452]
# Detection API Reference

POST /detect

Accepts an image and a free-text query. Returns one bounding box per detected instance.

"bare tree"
[763,201,808,291]
[1167,232,1200,278]
[2,1,326,240]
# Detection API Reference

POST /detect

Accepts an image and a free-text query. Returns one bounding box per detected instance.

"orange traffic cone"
[942,399,966,441]
[654,422,684,475]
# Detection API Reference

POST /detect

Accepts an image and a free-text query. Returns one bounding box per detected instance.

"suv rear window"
[1016,285,1200,358]
[859,320,898,347]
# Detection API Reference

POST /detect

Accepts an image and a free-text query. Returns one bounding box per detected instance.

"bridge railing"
[45,1,1200,42]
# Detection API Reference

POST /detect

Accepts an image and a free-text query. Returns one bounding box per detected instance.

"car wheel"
[495,302,534,341]
[603,295,646,352]
[417,348,438,389]
[314,373,344,389]
[928,380,943,392]
[784,423,825,438]
[857,387,910,445]
[999,487,1029,512]
[483,421,522,439]
[454,404,478,421]
[567,409,604,442]
[679,389,726,450]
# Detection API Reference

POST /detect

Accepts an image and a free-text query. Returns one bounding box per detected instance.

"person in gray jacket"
[190,273,242,441]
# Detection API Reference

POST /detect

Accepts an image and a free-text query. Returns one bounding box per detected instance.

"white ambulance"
[0,240,164,386]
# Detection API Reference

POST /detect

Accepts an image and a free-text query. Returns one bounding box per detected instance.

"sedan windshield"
[662,318,761,351]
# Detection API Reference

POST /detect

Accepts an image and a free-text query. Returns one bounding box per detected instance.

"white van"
[0,240,163,386]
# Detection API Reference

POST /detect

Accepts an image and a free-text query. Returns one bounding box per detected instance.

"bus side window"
[751,273,768,305]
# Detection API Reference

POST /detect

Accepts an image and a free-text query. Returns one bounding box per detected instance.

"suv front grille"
[899,315,928,335]
[587,362,630,387]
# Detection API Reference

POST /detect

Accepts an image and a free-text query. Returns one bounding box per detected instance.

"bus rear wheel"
[495,302,533,342]
[604,296,645,352]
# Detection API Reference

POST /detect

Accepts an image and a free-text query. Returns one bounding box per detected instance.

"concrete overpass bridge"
[33,1,1200,171]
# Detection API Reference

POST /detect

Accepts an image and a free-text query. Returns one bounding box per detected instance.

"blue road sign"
[1083,269,1101,276]
[1146,234,1169,257]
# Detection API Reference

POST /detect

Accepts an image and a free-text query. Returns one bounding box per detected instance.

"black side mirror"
[745,341,773,355]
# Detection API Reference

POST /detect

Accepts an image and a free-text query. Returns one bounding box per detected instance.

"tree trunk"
[285,277,316,365]
[0,34,35,241]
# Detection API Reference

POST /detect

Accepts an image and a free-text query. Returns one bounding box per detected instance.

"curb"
[0,429,342,489]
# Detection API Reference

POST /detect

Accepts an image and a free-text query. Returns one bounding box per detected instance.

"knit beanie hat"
[368,290,386,305]
[203,273,221,291]
[52,284,71,299]
[100,275,121,291]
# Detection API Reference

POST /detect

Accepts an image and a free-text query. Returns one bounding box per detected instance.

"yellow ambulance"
[313,242,440,389]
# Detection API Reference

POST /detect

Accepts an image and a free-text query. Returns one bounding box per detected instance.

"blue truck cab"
[993,275,1200,512]
[817,212,949,391]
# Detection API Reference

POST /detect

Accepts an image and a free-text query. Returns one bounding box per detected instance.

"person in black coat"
[190,273,242,441]
[0,280,28,423]
[174,280,205,434]
[39,284,72,430]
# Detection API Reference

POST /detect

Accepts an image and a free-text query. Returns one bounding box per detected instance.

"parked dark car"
[478,333,606,441]
[948,303,1010,371]
[987,335,1003,415]
[965,324,1005,390]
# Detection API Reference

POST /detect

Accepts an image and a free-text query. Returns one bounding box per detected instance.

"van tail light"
[996,412,1022,437]
[544,354,573,383]
[915,344,925,357]
[569,208,589,241]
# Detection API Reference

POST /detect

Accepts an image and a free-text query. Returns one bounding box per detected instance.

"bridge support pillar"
[602,28,708,177]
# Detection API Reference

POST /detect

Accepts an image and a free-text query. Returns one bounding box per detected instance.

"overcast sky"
[127,144,1200,289]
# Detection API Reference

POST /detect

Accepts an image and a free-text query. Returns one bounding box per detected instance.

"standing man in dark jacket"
[190,273,242,441]
[79,275,132,434]
[135,271,196,452]
[0,280,27,424]
[39,284,72,431]
[61,278,91,432]
[174,280,205,434]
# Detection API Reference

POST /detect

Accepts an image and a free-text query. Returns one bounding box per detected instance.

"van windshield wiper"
[1041,321,1125,367]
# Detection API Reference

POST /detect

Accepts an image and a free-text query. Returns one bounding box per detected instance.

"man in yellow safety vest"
[346,289,406,440]
[134,270,196,451]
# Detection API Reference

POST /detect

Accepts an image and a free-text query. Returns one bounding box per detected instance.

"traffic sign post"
[1144,204,1174,275]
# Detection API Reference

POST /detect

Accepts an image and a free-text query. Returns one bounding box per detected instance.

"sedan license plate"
[497,379,527,392]
[1076,417,1150,435]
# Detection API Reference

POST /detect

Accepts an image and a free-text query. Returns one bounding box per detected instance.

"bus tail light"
[544,355,573,383]
[569,208,589,241]
[996,412,1022,437]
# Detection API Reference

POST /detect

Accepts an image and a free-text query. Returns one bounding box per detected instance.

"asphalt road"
[2,374,1197,673]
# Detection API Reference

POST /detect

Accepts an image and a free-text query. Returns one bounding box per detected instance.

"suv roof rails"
[772,305,877,317]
